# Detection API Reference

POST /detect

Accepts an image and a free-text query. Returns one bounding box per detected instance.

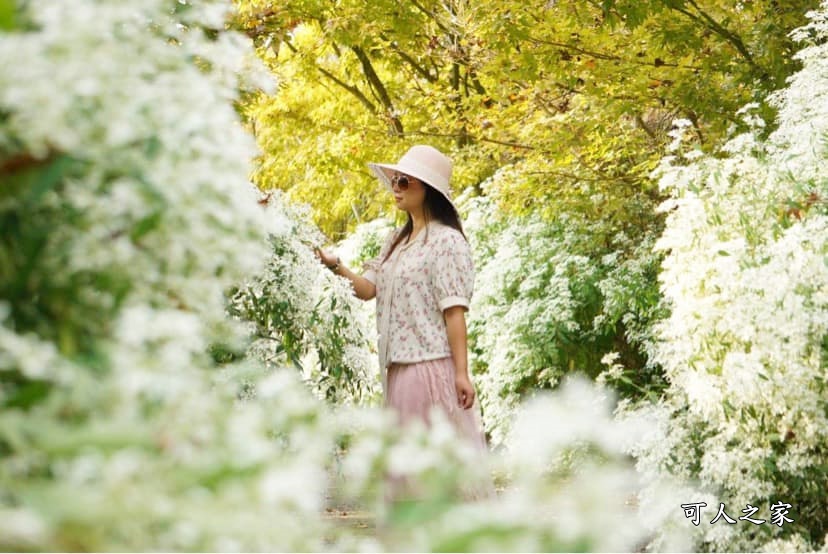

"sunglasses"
[391,174,416,191]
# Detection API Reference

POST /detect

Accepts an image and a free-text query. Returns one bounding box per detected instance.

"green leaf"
[27,155,75,205]
[130,210,164,241]
[0,154,75,206]
[1,377,53,410]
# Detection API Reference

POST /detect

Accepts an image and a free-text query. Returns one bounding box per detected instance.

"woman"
[314,145,490,498]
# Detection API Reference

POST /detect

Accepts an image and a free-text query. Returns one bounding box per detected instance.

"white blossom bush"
[228,191,380,405]
[461,190,666,446]
[0,1,338,550]
[628,3,828,550]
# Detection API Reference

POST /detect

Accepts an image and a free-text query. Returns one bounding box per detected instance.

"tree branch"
[269,111,535,150]
[395,47,437,82]
[351,46,404,135]
[378,33,438,82]
[525,169,636,184]
[403,129,534,150]
[674,0,766,76]
[529,36,703,71]
[469,72,486,95]
[279,41,378,114]
[635,114,657,139]
[410,0,453,35]
[450,62,460,90]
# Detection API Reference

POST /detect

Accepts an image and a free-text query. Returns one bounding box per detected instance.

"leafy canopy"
[234,0,811,239]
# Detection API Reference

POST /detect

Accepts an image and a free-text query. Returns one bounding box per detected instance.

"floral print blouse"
[362,220,475,394]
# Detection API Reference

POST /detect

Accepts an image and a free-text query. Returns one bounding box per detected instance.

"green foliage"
[234,0,811,238]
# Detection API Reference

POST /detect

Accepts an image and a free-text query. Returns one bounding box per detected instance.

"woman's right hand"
[314,245,376,300]
[313,246,338,268]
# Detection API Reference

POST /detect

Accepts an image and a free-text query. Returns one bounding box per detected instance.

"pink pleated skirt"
[386,357,488,449]
[384,356,494,502]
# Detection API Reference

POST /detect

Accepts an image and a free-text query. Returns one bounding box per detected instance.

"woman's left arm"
[444,306,475,409]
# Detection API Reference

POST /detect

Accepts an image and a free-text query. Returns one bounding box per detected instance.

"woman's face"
[390,172,426,214]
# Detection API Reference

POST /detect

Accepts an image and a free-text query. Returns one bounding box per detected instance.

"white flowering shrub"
[0,1,338,550]
[228,192,380,405]
[462,191,667,446]
[630,3,828,550]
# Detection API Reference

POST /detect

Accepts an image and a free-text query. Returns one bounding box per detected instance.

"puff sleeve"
[362,227,399,285]
[431,230,474,312]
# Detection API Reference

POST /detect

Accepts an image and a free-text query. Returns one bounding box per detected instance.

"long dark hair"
[382,183,467,263]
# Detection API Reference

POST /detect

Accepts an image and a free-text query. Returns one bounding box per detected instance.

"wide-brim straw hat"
[367,145,459,215]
